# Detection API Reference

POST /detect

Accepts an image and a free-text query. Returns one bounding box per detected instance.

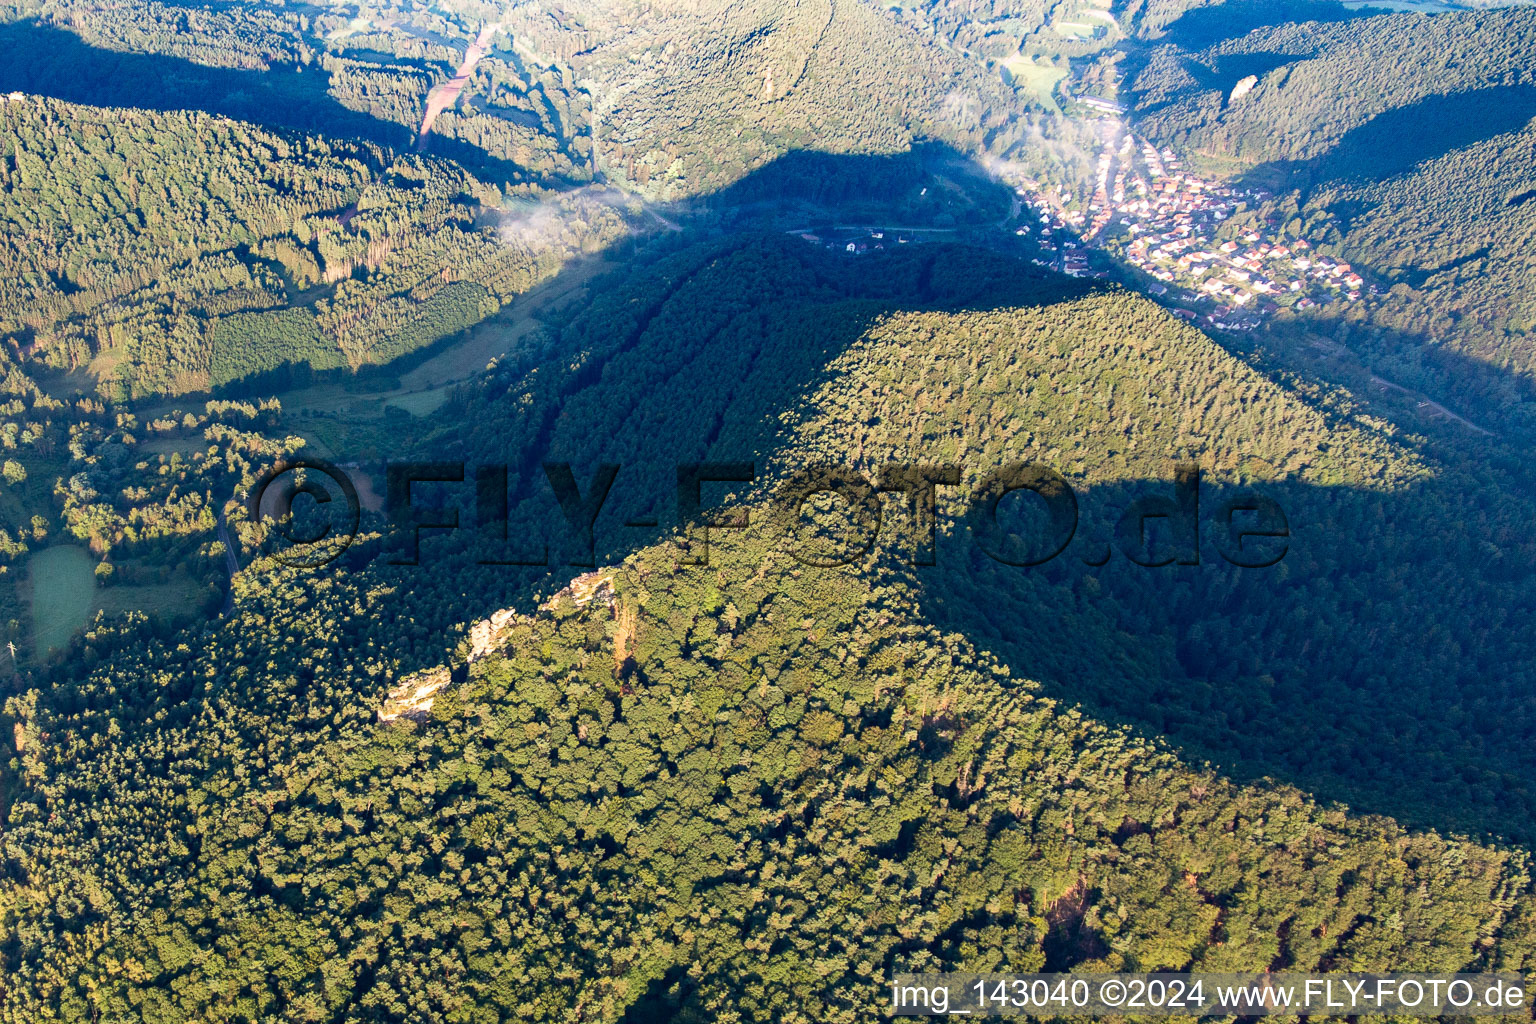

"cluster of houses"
[1026,221,1109,279]
[1011,184,1108,279]
[782,107,1379,338]
[1003,115,1377,331]
[793,227,953,255]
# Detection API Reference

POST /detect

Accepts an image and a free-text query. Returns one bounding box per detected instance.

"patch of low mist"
[496,184,646,251]
[985,115,1101,197]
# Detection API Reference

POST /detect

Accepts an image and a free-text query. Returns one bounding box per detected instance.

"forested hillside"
[1128,7,1536,427]
[6,188,1536,1023]
[3,2,1536,1019]
[0,0,594,189]
[6,491,1536,1021]
[501,0,1026,198]
[0,99,624,399]
[1130,9,1536,171]
[0,0,1043,202]
[389,236,1536,840]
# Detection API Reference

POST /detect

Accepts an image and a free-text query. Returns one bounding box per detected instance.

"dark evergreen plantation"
[2,0,1536,1020]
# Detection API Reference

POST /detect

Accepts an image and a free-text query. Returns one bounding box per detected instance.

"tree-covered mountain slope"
[0,0,1037,203]
[0,0,596,189]
[497,0,1026,199]
[0,1,1532,1018]
[0,99,623,399]
[1127,7,1536,426]
[5,518,1536,1022]
[6,217,1536,1021]
[1130,8,1536,173]
[404,233,1536,839]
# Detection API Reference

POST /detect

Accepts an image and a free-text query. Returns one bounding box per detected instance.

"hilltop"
[1,5,1536,1021]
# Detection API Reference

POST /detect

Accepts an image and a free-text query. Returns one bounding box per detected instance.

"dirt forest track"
[415,22,499,148]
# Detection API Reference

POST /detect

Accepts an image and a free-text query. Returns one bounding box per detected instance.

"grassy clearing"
[398,255,608,389]
[25,544,210,657]
[138,435,208,456]
[397,310,542,390]
[99,576,211,619]
[26,545,97,654]
[1052,20,1098,38]
[385,387,452,418]
[1001,57,1067,112]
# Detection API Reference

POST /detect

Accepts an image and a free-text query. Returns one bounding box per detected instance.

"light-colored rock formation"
[377,666,452,723]
[378,573,620,724]
[540,571,615,612]
[467,606,520,662]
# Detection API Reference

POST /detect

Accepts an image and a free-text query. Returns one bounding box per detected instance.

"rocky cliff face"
[377,572,617,723]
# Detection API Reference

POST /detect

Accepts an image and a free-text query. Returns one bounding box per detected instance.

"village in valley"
[791,99,1377,336]
[1001,98,1375,332]
[779,71,1380,338]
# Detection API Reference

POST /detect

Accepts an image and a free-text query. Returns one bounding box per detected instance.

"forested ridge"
[5,513,1536,1021]
[1130,9,1536,170]
[0,0,596,189]
[3,1,1536,1019]
[6,225,1536,1020]
[0,0,1042,202]
[401,236,1536,840]
[495,0,1036,199]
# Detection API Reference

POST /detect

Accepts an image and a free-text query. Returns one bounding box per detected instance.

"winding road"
[216,508,240,617]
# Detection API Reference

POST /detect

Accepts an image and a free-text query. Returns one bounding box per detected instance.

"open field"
[399,255,610,388]
[26,545,95,655]
[270,254,612,462]
[24,545,210,658]
[393,310,542,392]
[276,255,610,416]
[1000,56,1067,111]
[1051,19,1099,38]
[138,435,208,456]
[385,386,452,417]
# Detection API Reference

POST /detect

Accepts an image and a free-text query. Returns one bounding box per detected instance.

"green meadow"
[25,545,210,658]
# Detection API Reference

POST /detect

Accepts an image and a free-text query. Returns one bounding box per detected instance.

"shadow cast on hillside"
[1149,0,1356,50]
[1239,85,1536,195]
[13,74,1531,850]
[1259,308,1536,440]
[278,140,1536,843]
[916,464,1536,843]
[0,19,542,188]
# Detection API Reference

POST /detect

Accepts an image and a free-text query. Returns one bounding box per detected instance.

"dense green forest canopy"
[0,0,594,189]
[5,206,1536,1020]
[9,513,1536,1022]
[5,210,1536,1022]
[392,235,1536,840]
[0,98,626,399]
[3,1,1536,1020]
[496,0,1047,197]
[0,0,1050,201]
